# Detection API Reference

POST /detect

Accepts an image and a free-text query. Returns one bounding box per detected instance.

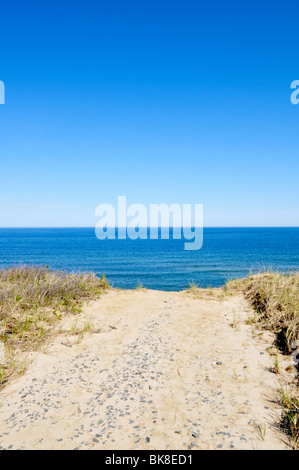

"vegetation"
[280,388,299,448]
[226,271,299,353]
[226,271,299,447]
[0,265,109,387]
[135,280,145,290]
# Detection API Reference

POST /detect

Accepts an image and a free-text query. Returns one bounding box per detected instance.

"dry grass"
[280,388,299,449]
[226,270,299,446]
[0,265,109,387]
[226,271,299,353]
[186,282,226,300]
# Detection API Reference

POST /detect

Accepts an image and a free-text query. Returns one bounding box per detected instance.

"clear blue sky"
[0,0,298,227]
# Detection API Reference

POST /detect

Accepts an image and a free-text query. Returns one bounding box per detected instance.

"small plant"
[0,365,5,384]
[257,423,267,441]
[188,281,198,292]
[83,316,95,332]
[18,357,33,376]
[135,280,144,290]
[268,349,280,374]
[70,316,95,337]
[280,387,299,448]
[70,318,79,335]
[231,309,240,330]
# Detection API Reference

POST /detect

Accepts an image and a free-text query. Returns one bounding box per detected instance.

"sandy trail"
[0,289,290,450]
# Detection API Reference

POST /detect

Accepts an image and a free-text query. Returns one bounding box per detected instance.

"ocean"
[0,228,298,291]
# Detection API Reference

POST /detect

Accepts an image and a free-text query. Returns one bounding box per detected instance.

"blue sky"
[0,0,298,227]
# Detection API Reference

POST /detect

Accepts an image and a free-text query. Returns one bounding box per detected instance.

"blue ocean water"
[0,228,298,291]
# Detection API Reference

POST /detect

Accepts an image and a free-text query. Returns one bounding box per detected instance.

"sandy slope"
[0,288,291,450]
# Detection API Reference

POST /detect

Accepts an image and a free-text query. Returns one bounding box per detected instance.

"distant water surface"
[0,228,298,291]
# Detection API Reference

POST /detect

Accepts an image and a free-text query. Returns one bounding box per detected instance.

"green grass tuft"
[0,265,109,387]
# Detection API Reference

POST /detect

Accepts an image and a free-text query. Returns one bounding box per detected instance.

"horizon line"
[0,226,299,229]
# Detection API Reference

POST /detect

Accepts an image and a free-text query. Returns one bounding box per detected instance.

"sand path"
[0,289,290,450]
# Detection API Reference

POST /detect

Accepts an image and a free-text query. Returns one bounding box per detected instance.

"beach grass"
[280,387,299,448]
[226,271,299,353]
[226,270,299,446]
[0,265,109,387]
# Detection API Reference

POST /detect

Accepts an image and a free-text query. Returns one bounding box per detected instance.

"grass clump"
[280,388,299,448]
[226,271,299,354]
[135,280,145,290]
[0,265,109,387]
[186,282,226,300]
[227,270,299,447]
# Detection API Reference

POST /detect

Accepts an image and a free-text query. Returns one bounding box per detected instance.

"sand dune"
[0,288,291,450]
